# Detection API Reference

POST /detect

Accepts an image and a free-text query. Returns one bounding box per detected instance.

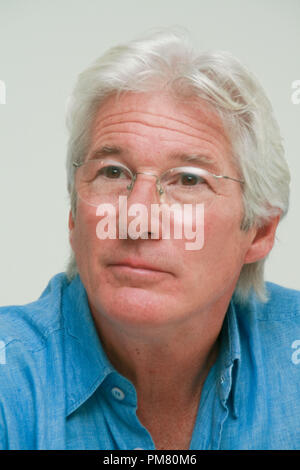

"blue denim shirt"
[0,273,300,450]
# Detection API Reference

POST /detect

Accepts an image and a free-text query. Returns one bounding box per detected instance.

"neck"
[91,300,227,410]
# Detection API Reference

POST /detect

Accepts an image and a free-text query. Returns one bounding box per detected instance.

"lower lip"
[109,264,168,280]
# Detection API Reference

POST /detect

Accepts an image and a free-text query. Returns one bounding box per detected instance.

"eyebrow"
[89,146,221,173]
[171,153,220,173]
[89,145,122,159]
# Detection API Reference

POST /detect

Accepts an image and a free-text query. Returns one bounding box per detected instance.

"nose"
[119,172,162,240]
[128,172,161,204]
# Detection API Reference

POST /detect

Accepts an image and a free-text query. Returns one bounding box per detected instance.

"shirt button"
[220,375,225,384]
[111,386,125,401]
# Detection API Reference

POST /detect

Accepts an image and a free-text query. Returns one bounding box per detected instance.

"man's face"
[69,92,255,330]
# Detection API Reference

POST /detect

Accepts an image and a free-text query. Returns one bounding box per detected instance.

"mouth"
[110,258,167,273]
[107,258,172,281]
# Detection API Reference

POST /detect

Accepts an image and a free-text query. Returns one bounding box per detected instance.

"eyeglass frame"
[72,159,245,199]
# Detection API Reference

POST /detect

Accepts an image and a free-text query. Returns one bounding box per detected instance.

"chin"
[91,286,181,328]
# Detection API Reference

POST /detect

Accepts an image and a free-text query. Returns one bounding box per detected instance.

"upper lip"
[109,258,168,273]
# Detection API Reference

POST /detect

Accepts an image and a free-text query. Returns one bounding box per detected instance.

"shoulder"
[233,283,300,445]
[235,282,300,322]
[0,272,70,405]
[226,284,300,448]
[233,282,300,348]
[0,273,70,449]
[234,282,300,391]
[0,272,69,352]
[232,282,300,383]
[260,282,300,320]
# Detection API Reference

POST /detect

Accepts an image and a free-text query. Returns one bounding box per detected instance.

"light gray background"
[0,0,299,305]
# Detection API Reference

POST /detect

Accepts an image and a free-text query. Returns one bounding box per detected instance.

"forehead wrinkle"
[92,122,228,154]
[95,108,219,127]
[89,135,224,175]
[93,110,226,140]
[90,130,228,167]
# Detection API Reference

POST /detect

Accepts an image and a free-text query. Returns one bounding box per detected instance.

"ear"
[244,214,281,264]
[68,210,75,249]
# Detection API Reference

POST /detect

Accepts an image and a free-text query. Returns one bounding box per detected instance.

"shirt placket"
[211,361,235,449]
[101,372,156,450]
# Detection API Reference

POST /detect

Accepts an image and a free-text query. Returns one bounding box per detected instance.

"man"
[0,29,299,450]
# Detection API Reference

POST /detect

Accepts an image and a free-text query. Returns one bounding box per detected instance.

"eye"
[162,168,210,190]
[98,165,126,179]
[180,173,206,186]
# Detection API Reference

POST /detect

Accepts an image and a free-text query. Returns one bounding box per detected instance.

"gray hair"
[65,28,290,303]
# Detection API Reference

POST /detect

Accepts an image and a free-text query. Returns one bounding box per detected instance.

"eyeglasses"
[73,158,244,206]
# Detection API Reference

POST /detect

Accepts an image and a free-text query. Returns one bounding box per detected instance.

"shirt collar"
[61,274,115,416]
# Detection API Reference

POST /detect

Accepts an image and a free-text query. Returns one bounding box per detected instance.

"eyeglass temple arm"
[214,174,245,184]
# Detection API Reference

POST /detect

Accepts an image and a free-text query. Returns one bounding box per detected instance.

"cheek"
[205,210,236,243]
[72,204,99,254]
[189,202,246,271]
[204,197,244,240]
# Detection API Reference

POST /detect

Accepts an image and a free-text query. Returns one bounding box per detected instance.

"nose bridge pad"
[130,171,162,198]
